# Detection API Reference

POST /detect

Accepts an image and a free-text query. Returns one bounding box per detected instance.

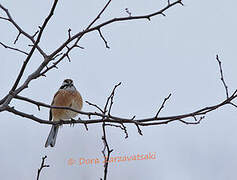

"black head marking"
[60,79,74,89]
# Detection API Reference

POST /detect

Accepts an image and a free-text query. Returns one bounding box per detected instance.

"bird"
[45,79,83,148]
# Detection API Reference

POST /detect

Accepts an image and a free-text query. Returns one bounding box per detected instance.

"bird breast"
[51,89,83,121]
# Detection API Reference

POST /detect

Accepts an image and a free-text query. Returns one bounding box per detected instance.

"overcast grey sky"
[0,0,237,179]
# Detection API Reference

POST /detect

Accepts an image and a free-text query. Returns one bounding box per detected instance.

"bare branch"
[100,81,121,180]
[40,41,81,77]
[32,30,39,39]
[85,100,104,113]
[74,44,85,49]
[98,29,110,49]
[10,0,59,94]
[0,95,8,106]
[179,0,184,6]
[86,0,112,30]
[155,93,172,118]
[6,89,237,128]
[0,42,28,55]
[25,0,182,95]
[216,54,229,98]
[14,32,21,44]
[10,86,237,127]
[5,106,50,124]
[68,28,71,39]
[40,56,64,77]
[65,49,71,62]
[104,82,121,114]
[1,2,236,179]
[105,123,128,138]
[36,156,49,180]
[0,3,46,56]
[135,122,143,135]
[101,124,113,180]
[44,0,112,71]
[49,0,183,58]
[0,16,9,20]
[108,82,121,115]
[125,8,132,17]
[179,116,204,125]
[5,104,202,127]
[229,102,237,108]
[52,52,63,60]
[83,121,89,131]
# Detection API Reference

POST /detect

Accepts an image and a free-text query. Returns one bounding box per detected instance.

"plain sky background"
[0,0,237,179]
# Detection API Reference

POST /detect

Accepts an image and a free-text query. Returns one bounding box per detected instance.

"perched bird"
[45,79,83,147]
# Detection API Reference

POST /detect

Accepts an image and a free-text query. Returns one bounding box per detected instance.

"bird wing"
[49,90,60,121]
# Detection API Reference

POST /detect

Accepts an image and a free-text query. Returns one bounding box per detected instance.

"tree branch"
[216,54,229,98]
[36,156,49,180]
[155,93,172,118]
[98,29,110,48]
[0,0,183,111]
[87,0,112,29]
[0,3,46,56]
[10,0,58,92]
[1,1,235,180]
[100,83,120,180]
[85,100,104,113]
[0,41,28,55]
[10,85,237,126]
[49,0,183,58]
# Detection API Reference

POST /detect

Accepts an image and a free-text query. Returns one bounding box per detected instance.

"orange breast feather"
[50,89,83,121]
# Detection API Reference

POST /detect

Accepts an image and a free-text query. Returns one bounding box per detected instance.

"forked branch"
[36,156,49,180]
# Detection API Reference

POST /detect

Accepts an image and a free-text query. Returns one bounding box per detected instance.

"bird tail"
[45,125,59,148]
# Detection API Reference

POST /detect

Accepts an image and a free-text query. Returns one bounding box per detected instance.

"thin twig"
[0,42,28,55]
[105,123,128,138]
[32,30,39,39]
[68,28,71,39]
[125,8,132,17]
[87,0,112,30]
[101,125,113,180]
[179,116,204,125]
[155,93,172,118]
[98,29,110,48]
[135,122,143,135]
[14,32,21,44]
[104,82,121,114]
[85,100,104,113]
[0,16,9,20]
[36,156,49,180]
[216,54,229,98]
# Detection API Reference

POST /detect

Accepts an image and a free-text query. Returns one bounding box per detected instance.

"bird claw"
[70,118,76,127]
